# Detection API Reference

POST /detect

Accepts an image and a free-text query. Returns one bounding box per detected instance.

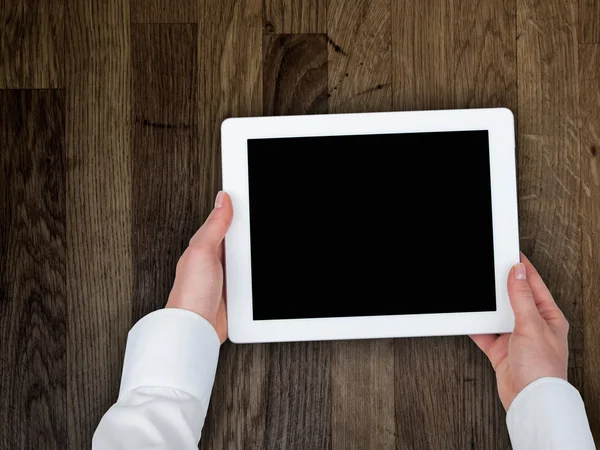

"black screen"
[247,131,496,320]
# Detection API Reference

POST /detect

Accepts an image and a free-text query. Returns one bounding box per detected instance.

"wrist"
[514,368,568,395]
[165,302,219,335]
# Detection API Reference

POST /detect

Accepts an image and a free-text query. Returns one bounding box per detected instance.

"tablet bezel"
[221,108,519,343]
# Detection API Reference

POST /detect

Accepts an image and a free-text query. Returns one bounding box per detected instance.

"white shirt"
[93,309,596,449]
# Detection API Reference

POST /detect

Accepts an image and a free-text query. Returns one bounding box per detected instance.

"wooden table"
[1,0,599,448]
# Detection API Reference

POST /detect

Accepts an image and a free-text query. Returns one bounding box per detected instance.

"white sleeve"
[92,308,220,450]
[507,377,596,450]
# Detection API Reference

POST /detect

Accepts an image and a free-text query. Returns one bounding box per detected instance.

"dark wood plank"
[331,340,394,450]
[197,1,266,448]
[263,34,328,115]
[265,342,331,449]
[64,0,131,447]
[261,31,331,450]
[394,339,462,449]
[131,24,199,320]
[579,0,600,43]
[453,0,517,110]
[131,0,196,24]
[579,43,600,443]
[392,0,452,111]
[0,90,66,450]
[516,0,583,390]
[327,0,391,113]
[460,338,509,450]
[0,1,23,87]
[326,1,394,448]
[392,0,516,447]
[454,1,516,447]
[21,0,64,87]
[263,0,326,33]
[201,343,268,449]
[0,0,63,88]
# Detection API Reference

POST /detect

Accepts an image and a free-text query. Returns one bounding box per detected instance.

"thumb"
[507,263,540,322]
[189,191,233,250]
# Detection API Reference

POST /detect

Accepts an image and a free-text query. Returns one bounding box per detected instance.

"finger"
[216,297,228,343]
[520,253,564,323]
[469,333,500,356]
[217,242,224,263]
[469,334,508,370]
[507,263,540,322]
[189,191,233,251]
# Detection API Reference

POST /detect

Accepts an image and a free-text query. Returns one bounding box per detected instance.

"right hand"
[470,253,570,411]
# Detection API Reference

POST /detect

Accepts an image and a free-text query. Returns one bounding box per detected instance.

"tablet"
[221,108,519,343]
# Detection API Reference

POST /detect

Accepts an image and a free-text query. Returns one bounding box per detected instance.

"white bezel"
[222,108,519,343]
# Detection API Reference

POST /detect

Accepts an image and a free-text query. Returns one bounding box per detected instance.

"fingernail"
[214,191,224,209]
[514,263,527,280]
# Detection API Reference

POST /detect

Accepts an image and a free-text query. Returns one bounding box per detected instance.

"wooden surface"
[0,90,66,449]
[64,1,132,448]
[580,42,600,444]
[0,0,63,88]
[1,0,599,448]
[132,24,200,318]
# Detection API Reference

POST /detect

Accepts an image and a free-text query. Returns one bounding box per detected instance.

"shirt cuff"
[506,377,596,450]
[119,308,220,407]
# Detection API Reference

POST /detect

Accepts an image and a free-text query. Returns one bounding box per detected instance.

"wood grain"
[263,0,326,33]
[0,0,598,447]
[454,2,516,447]
[392,0,516,447]
[261,26,332,450]
[516,0,583,390]
[265,342,332,449]
[326,2,395,448]
[64,0,131,447]
[579,43,600,443]
[131,0,196,23]
[132,24,199,320]
[0,0,21,87]
[197,1,266,448]
[0,90,66,449]
[579,0,600,43]
[394,339,462,449]
[201,343,269,449]
[392,0,452,111]
[263,34,328,115]
[453,0,517,109]
[0,0,63,88]
[331,340,394,450]
[327,0,391,113]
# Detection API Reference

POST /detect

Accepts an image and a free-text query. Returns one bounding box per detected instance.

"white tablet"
[221,108,519,343]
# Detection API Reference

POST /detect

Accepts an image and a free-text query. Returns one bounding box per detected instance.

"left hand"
[165,191,233,343]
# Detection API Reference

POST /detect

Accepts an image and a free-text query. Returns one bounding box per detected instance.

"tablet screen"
[247,131,496,320]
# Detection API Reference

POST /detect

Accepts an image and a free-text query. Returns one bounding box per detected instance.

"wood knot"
[264,22,275,33]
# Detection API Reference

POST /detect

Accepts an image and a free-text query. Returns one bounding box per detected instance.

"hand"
[470,253,569,411]
[165,191,233,343]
